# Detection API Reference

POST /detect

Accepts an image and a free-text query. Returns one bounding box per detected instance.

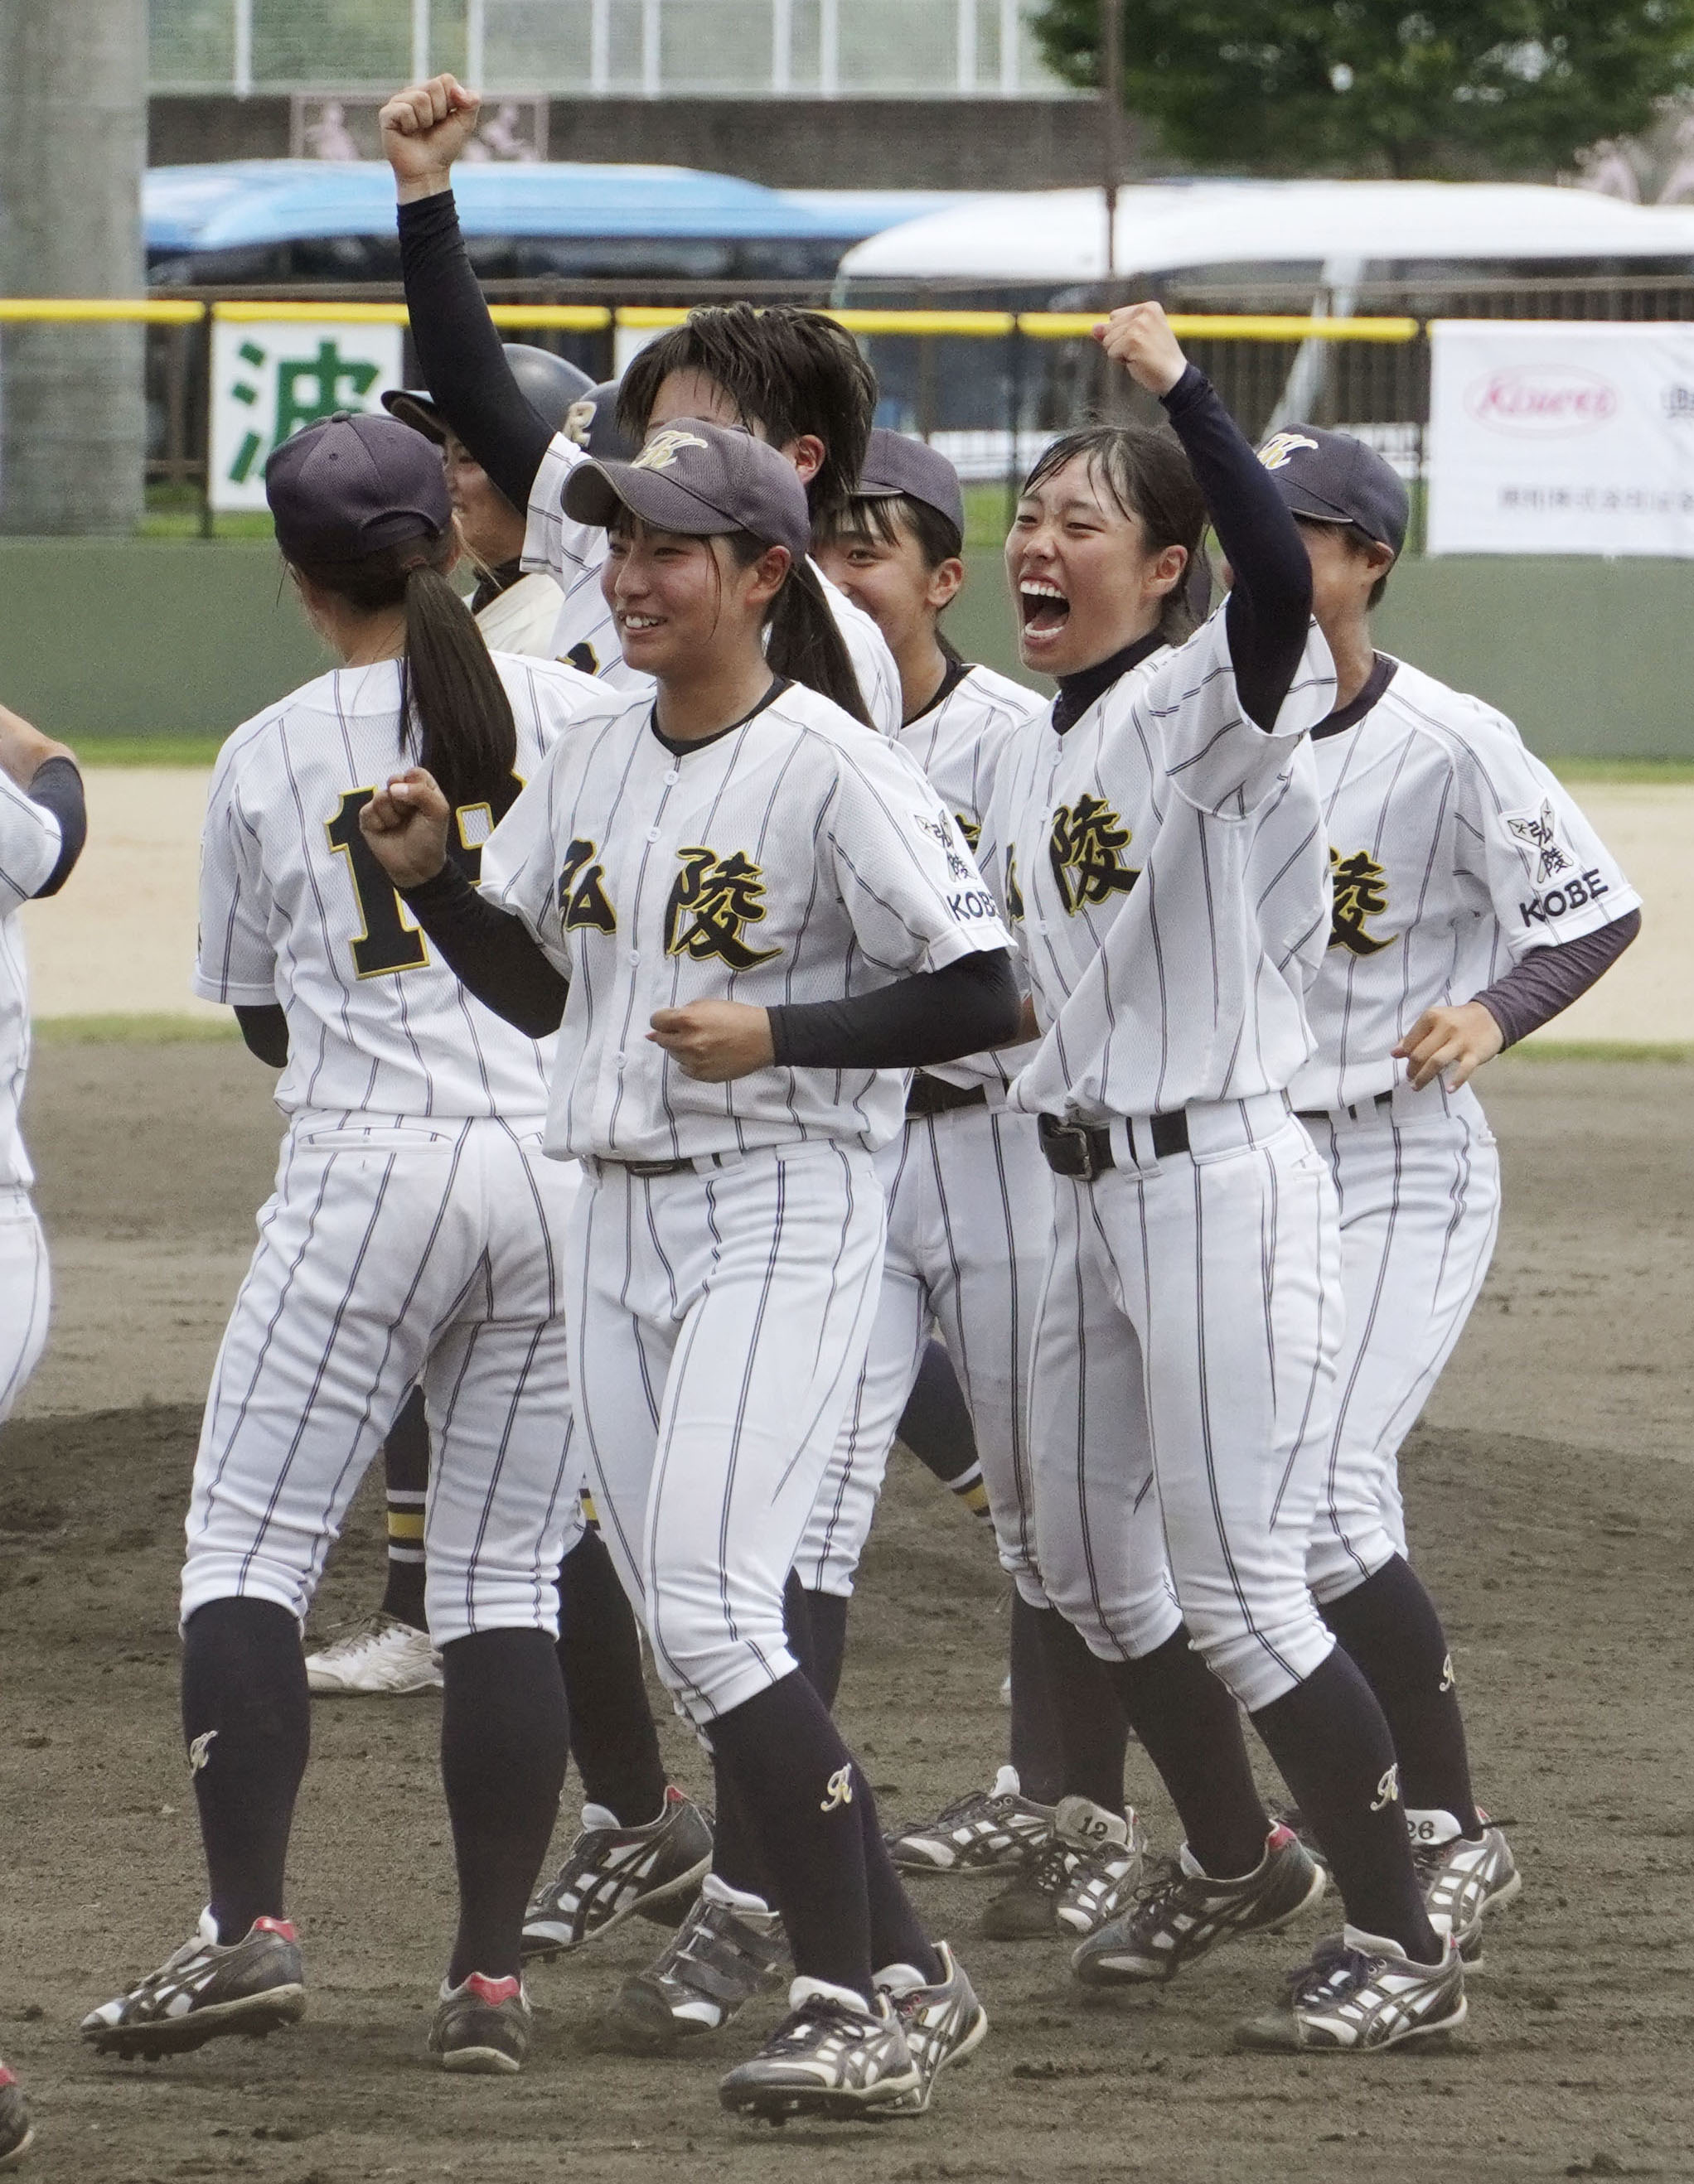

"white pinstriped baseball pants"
[1300,1084,1502,1601]
[566,1139,886,1727]
[182,1114,584,1646]
[0,1186,50,1426]
[1027,1096,1343,1714]
[795,1102,1050,1605]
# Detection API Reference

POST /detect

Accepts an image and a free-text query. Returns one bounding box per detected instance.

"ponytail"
[288,529,517,811]
[770,558,874,727]
[724,535,873,727]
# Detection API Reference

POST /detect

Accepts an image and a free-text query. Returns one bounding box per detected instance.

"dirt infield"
[2,1047,1693,2183]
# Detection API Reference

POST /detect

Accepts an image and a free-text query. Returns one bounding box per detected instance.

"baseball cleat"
[0,2065,31,2169]
[885,1766,1056,1876]
[980,1795,1135,1940]
[427,1972,531,2075]
[1234,1928,1466,2052]
[876,1942,988,2114]
[719,1983,918,2123]
[607,1877,786,2051]
[1057,1806,1149,1936]
[304,1611,443,1696]
[522,1787,713,1958]
[1071,1824,1324,1985]
[1412,1816,1520,1966]
[81,1911,306,2057]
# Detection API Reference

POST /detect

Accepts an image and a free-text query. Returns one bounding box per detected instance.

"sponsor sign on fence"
[1428,320,1694,556]
[210,318,405,514]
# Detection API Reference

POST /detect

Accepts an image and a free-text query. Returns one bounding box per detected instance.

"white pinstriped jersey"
[0,771,64,1190]
[902,661,1048,1100]
[984,609,1339,1122]
[193,650,603,1120]
[477,677,1011,1164]
[1290,656,1642,1112]
[521,429,904,734]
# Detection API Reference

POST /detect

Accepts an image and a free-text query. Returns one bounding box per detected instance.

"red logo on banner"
[1465,366,1619,437]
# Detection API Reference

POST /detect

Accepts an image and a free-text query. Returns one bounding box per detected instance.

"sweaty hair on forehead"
[813,490,964,568]
[1021,423,1208,645]
[616,304,877,525]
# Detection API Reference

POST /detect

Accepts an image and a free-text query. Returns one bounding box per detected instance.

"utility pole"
[1099,0,1128,410]
[0,0,148,535]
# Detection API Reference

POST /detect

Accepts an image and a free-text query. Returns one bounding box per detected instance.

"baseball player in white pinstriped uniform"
[360,419,1011,2120]
[0,708,86,1435]
[1255,425,1641,1969]
[980,305,1475,2055]
[801,432,1050,1626]
[380,75,903,737]
[85,414,607,2080]
[0,703,86,2170]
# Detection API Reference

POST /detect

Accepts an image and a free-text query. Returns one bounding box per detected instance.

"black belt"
[1295,1090,1393,1126]
[906,1074,989,1119]
[1038,1109,1189,1181]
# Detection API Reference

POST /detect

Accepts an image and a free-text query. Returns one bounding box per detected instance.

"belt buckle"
[1039,1114,1105,1182]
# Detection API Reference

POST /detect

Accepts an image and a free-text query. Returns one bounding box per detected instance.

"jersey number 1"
[327,790,428,978]
[326,780,520,979]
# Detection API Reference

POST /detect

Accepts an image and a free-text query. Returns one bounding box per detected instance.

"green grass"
[72,735,225,766]
[1544,757,1694,784]
[1507,1040,1692,1064]
[33,1012,240,1046]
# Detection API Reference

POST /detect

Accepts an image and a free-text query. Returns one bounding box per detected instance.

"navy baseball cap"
[855,428,966,537]
[266,411,449,565]
[1255,425,1409,558]
[562,418,811,563]
[384,344,594,444]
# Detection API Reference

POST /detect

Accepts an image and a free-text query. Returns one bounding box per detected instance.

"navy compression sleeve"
[398,860,569,1038]
[397,190,554,515]
[26,756,87,897]
[235,1004,289,1068]
[767,949,1020,1070]
[1474,909,1640,1050]
[1159,365,1314,732]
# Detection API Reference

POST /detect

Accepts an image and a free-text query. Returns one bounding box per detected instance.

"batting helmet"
[383,343,596,443]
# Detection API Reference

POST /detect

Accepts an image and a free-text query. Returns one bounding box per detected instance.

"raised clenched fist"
[360,767,453,891]
[1092,301,1188,399]
[379,75,482,201]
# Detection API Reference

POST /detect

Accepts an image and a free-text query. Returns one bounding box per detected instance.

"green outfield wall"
[4,538,1694,758]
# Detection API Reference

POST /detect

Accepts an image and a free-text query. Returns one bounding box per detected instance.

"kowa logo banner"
[1428,321,1694,556]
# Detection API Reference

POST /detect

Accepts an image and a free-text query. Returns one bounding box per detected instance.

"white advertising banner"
[210,319,406,513]
[1427,320,1694,557]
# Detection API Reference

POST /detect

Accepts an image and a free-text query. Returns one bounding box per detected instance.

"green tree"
[1031,0,1694,177]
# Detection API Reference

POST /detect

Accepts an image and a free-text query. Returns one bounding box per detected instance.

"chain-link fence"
[148,0,1065,97]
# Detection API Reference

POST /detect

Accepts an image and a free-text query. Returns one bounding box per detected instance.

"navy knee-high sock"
[1010,1596,1082,1806]
[1030,1604,1137,1816]
[378,1388,429,1631]
[800,1590,851,1711]
[709,1671,939,2001]
[1251,1646,1441,1964]
[441,1628,570,1984]
[182,1597,311,1944]
[555,1528,667,1825]
[896,1341,980,1488]
[709,1572,820,1901]
[1101,1627,1270,1881]
[1319,1556,1481,1834]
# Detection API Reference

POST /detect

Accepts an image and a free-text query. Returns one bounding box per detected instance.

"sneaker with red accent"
[428,1972,532,2075]
[80,1911,306,2058]
[1071,1824,1325,1985]
[0,2063,31,2168]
